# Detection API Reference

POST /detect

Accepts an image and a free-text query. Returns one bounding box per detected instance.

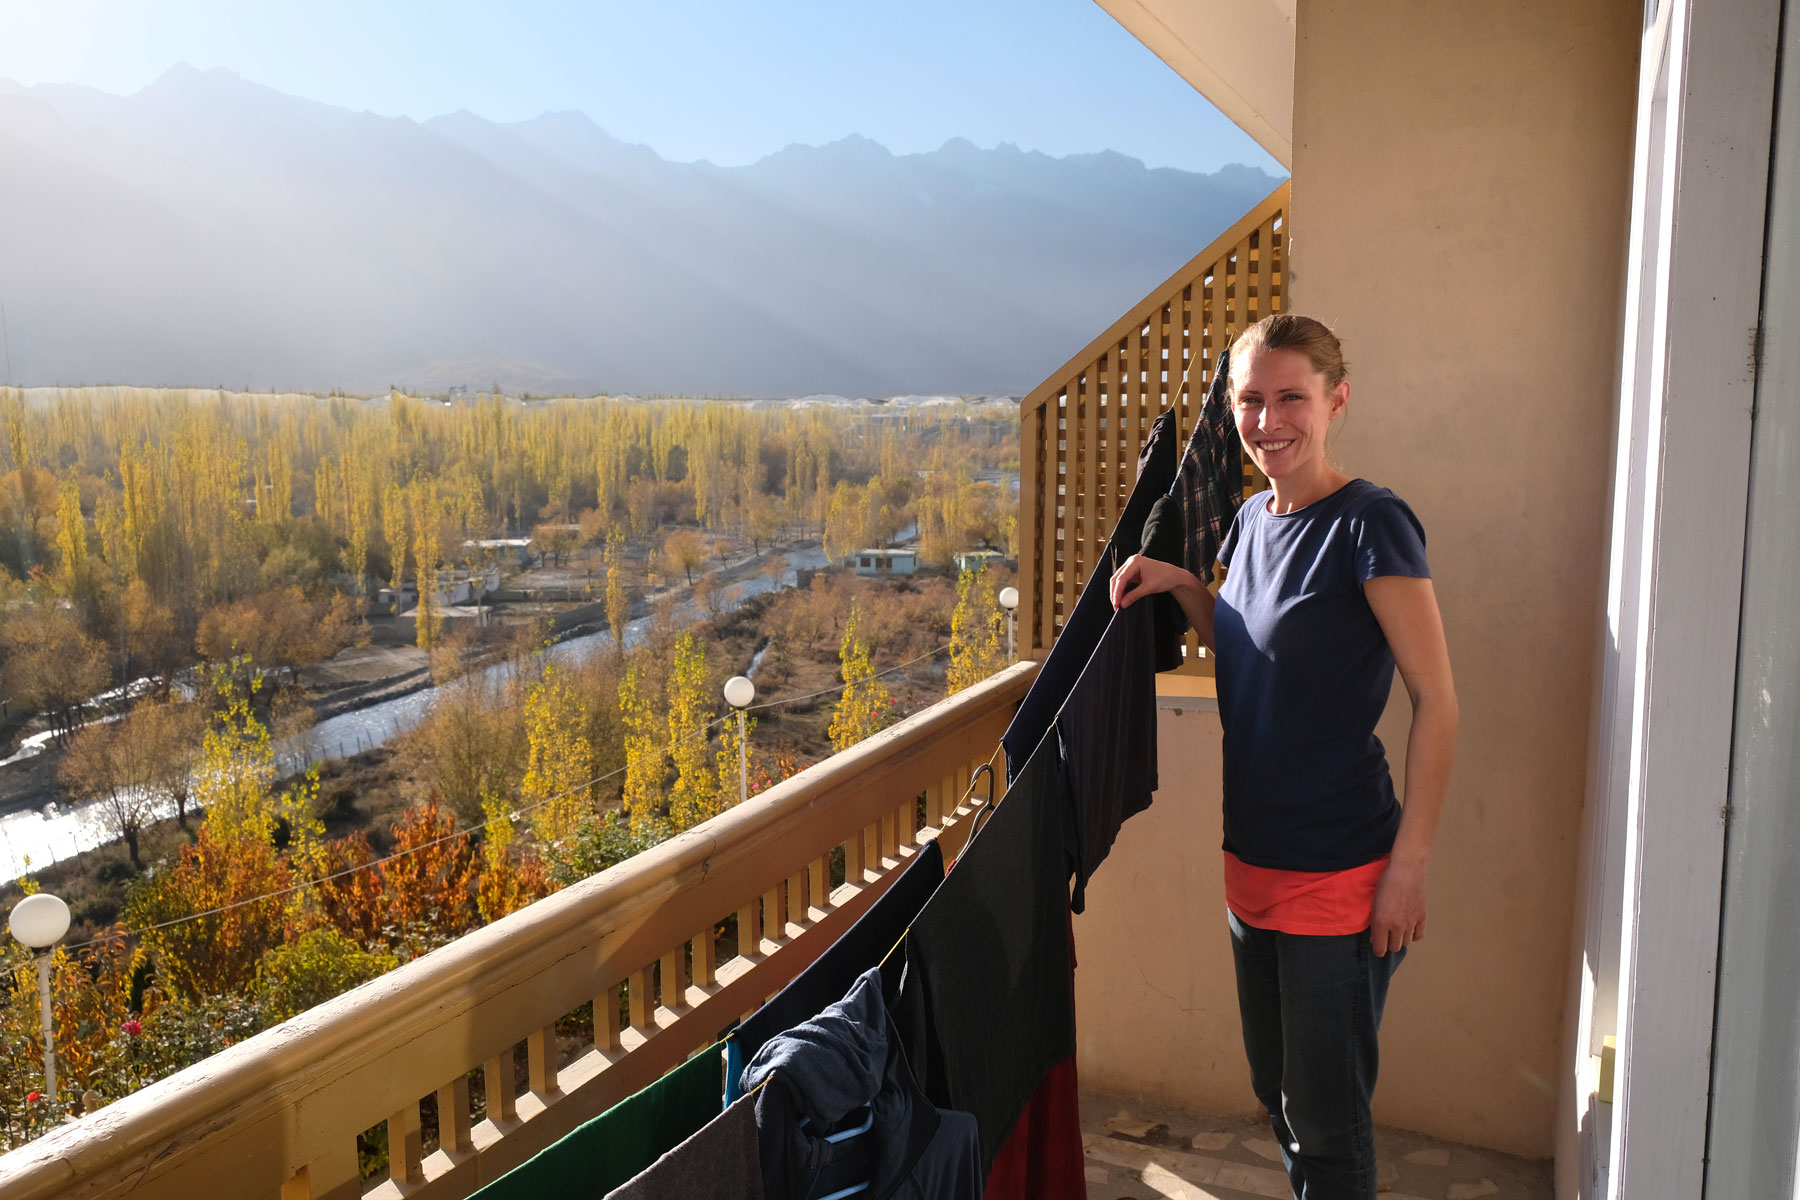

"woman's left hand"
[1370,858,1429,957]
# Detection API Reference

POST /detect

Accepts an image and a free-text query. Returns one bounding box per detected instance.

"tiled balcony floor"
[1081,1092,1553,1200]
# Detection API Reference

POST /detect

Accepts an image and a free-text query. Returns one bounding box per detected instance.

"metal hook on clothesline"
[961,762,999,851]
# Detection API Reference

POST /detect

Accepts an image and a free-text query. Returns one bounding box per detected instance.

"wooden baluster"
[388,1101,423,1185]
[693,924,717,988]
[628,966,653,1033]
[597,982,623,1052]
[528,1024,560,1095]
[437,1075,473,1155]
[897,797,915,849]
[787,869,807,927]
[847,824,869,884]
[737,897,763,959]
[484,1047,517,1124]
[762,885,784,941]
[879,808,897,863]
[809,854,828,914]
[660,947,688,1011]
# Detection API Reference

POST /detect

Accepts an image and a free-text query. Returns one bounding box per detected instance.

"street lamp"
[997,586,1019,664]
[723,675,756,806]
[9,892,70,1105]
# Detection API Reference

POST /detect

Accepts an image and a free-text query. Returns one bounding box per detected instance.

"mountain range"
[0,65,1280,397]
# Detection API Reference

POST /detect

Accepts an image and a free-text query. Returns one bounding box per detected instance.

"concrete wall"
[1075,702,1255,1118]
[1284,0,1639,1156]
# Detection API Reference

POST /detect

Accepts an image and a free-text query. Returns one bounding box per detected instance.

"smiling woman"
[1110,313,1458,1198]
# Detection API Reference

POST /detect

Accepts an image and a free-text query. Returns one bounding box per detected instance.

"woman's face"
[1230,347,1348,483]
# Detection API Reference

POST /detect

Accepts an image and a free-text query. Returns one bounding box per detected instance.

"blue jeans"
[1227,911,1404,1199]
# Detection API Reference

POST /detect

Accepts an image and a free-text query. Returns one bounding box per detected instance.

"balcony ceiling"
[1096,0,1295,168]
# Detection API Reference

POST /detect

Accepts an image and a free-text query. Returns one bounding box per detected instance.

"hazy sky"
[0,0,1280,173]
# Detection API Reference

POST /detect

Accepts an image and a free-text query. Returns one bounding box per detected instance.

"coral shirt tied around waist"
[1223,852,1391,936]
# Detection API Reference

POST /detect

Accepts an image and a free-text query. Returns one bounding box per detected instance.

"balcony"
[0,666,1028,1200]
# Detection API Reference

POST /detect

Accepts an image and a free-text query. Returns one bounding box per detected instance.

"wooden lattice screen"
[1017,182,1288,675]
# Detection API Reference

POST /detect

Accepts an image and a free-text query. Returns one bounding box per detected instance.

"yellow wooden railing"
[1018,182,1287,674]
[0,663,1037,1200]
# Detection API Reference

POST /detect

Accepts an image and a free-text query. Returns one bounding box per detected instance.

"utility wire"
[57,643,955,953]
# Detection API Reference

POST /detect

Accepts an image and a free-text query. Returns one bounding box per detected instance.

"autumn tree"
[664,633,715,829]
[662,528,707,585]
[409,670,525,828]
[0,602,110,744]
[617,664,662,835]
[604,527,631,659]
[188,670,324,862]
[61,715,157,870]
[520,662,593,845]
[411,482,443,652]
[828,600,892,752]
[195,588,361,689]
[946,566,1007,696]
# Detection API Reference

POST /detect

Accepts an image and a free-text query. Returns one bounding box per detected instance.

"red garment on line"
[982,909,1086,1200]
[981,1055,1086,1200]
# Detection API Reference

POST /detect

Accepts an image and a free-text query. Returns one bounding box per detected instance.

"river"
[0,545,831,884]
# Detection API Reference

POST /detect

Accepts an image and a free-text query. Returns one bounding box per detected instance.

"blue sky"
[0,0,1280,173]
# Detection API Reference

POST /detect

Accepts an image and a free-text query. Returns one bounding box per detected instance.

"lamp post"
[9,892,70,1105]
[998,586,1019,664]
[723,675,756,806]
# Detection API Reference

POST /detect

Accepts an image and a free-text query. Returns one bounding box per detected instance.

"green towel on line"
[471,1042,723,1199]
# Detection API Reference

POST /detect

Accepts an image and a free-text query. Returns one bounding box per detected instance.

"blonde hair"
[1229,315,1349,392]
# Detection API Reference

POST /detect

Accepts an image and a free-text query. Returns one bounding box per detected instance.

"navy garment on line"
[725,838,945,1103]
[742,968,983,1200]
[893,734,1076,1174]
[1054,601,1158,913]
[1214,479,1430,871]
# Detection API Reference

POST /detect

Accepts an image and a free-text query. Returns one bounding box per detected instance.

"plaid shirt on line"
[1173,344,1243,587]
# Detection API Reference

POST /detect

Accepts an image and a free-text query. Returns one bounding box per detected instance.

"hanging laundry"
[470,1042,723,1200]
[980,1056,1086,1200]
[1003,404,1183,782]
[742,967,982,1199]
[727,839,946,1103]
[893,735,1076,1173]
[603,1092,762,1199]
[1171,344,1242,588]
[1055,601,1157,913]
[979,907,1086,1200]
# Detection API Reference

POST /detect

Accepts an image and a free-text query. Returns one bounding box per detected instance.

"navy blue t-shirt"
[1213,479,1430,872]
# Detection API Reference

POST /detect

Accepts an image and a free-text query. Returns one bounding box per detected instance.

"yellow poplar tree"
[520,663,592,845]
[946,566,1007,695]
[664,633,715,829]
[617,664,662,835]
[604,527,630,659]
[55,475,89,592]
[193,668,324,863]
[411,482,443,651]
[382,481,408,604]
[829,600,892,752]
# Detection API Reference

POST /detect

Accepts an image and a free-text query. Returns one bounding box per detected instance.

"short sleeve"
[1352,493,1430,583]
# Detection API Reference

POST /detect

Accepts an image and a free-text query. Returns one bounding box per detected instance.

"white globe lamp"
[997,587,1020,663]
[9,892,69,1106]
[723,675,757,805]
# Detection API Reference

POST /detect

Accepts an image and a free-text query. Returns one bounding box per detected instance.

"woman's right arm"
[1108,554,1218,652]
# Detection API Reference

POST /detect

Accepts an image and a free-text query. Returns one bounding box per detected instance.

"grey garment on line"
[603,1092,763,1200]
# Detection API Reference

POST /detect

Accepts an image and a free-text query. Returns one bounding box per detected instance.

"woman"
[1109,315,1458,1199]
